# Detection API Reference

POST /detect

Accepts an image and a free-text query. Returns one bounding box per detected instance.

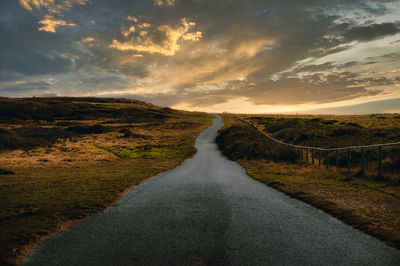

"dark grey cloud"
[0,1,78,76]
[293,62,336,73]
[343,22,400,42]
[0,71,23,82]
[0,81,53,93]
[116,63,149,78]
[0,0,399,112]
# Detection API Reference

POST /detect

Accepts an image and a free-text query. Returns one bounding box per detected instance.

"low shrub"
[118,129,148,139]
[0,126,71,151]
[0,168,15,175]
[66,125,112,134]
[216,125,299,163]
[385,148,400,172]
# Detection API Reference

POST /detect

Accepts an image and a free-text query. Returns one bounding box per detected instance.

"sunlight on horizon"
[1,0,400,114]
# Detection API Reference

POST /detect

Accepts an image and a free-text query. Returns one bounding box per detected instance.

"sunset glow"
[1,0,400,113]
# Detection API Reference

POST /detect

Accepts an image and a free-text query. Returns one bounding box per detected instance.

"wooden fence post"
[378,146,382,179]
[306,148,309,163]
[347,148,351,174]
[319,150,321,167]
[312,149,315,165]
[325,151,329,169]
[336,150,339,169]
[362,147,366,176]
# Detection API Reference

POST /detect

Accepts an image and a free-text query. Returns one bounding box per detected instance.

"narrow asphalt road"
[24,115,400,265]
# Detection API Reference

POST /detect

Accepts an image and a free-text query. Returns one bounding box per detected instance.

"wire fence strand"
[234,116,400,151]
[234,116,400,178]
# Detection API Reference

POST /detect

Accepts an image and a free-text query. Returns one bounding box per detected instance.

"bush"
[66,125,112,134]
[216,125,299,163]
[0,168,15,175]
[385,148,400,172]
[118,129,147,139]
[330,127,360,137]
[295,134,309,143]
[0,126,72,151]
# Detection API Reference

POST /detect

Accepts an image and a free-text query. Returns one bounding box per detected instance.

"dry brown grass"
[0,117,208,169]
[239,159,400,250]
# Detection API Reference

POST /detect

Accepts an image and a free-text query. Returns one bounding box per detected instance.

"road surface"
[24,115,400,265]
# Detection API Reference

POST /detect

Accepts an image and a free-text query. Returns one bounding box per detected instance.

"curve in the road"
[24,115,400,265]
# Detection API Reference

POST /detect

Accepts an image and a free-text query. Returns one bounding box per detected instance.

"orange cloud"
[153,0,174,7]
[233,39,275,58]
[109,18,202,56]
[122,26,136,37]
[38,15,76,33]
[81,37,94,43]
[182,31,202,42]
[126,16,138,22]
[19,0,89,13]
[19,0,88,32]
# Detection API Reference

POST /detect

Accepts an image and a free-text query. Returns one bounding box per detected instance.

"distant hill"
[0,97,207,122]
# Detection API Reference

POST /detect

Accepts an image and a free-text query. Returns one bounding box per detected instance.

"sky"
[1,0,400,114]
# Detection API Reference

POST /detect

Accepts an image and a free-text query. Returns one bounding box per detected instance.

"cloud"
[2,0,400,112]
[153,0,175,7]
[19,0,89,14]
[81,36,94,43]
[182,31,202,42]
[78,36,95,46]
[38,15,76,32]
[122,26,136,37]
[0,79,56,93]
[116,63,148,77]
[19,0,88,32]
[109,18,202,56]
[0,14,77,77]
[343,22,400,42]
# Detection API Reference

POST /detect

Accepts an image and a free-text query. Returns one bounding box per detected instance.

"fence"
[234,116,400,178]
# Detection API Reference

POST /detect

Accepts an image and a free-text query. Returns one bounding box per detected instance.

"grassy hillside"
[0,97,208,152]
[0,97,212,265]
[236,114,400,177]
[241,114,400,148]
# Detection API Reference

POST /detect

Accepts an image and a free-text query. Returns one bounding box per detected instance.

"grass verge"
[0,97,212,265]
[0,122,210,265]
[218,114,400,251]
